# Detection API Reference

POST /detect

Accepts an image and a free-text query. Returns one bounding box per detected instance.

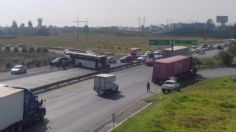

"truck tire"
[8,126,15,132]
[162,89,169,94]
[97,91,102,95]
[14,123,23,132]
[115,85,119,92]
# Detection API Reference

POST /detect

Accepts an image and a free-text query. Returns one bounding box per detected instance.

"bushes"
[228,45,236,56]
[193,56,223,69]
[218,51,234,65]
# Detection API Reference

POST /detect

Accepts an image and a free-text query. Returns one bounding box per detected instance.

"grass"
[0,33,224,55]
[0,51,60,72]
[115,76,236,132]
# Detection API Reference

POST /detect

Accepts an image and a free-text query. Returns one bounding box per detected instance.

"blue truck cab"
[16,87,46,126]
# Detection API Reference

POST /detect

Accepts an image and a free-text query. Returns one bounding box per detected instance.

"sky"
[0,0,235,27]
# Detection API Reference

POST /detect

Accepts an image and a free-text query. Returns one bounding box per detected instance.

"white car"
[137,55,148,62]
[11,65,27,75]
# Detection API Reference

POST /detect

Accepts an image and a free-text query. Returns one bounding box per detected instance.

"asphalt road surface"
[0,66,63,82]
[23,65,236,132]
[0,67,94,89]
[192,49,221,58]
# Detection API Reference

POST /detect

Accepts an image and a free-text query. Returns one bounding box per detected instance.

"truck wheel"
[115,85,119,92]
[9,126,15,132]
[97,91,102,95]
[162,89,168,94]
[176,88,180,92]
[14,123,23,132]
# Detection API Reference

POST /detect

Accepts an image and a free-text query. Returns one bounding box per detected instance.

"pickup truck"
[161,80,180,94]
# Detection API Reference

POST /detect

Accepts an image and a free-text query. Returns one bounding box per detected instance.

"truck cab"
[22,88,46,125]
[94,74,119,95]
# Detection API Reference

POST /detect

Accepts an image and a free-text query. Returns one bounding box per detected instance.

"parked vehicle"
[137,55,148,62]
[161,79,180,94]
[153,50,163,59]
[107,56,117,63]
[65,51,110,70]
[50,57,70,67]
[196,46,205,54]
[207,44,214,50]
[120,55,135,63]
[93,74,119,95]
[152,55,197,84]
[130,48,141,58]
[11,65,27,75]
[217,45,223,50]
[0,86,46,132]
[145,59,155,66]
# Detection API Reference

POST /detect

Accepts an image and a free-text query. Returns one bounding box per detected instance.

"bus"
[65,50,110,70]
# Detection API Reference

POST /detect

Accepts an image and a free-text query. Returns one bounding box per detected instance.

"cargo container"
[0,86,46,132]
[152,55,197,84]
[94,74,119,95]
[162,46,191,57]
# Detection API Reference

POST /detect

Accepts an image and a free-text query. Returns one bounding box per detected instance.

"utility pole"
[234,23,236,39]
[138,17,141,32]
[73,17,88,43]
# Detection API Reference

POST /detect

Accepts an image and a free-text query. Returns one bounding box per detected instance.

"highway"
[0,67,94,89]
[0,63,124,89]
[22,65,236,132]
[0,66,60,82]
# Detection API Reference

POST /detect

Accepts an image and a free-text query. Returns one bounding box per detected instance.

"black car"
[50,57,70,67]
[120,56,135,63]
[107,56,117,63]
[217,45,223,50]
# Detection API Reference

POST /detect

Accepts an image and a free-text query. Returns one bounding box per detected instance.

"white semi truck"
[93,74,119,95]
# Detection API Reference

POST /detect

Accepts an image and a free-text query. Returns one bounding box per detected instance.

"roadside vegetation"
[0,33,224,55]
[193,45,236,69]
[0,49,60,72]
[115,76,236,132]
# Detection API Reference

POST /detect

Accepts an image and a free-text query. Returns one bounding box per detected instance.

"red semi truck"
[152,55,197,84]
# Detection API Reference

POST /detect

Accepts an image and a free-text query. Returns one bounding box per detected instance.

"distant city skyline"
[0,0,235,27]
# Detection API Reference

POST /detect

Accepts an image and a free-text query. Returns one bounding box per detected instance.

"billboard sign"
[216,16,228,23]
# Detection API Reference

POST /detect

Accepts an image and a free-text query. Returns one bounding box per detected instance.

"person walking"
[146,81,151,92]
[62,60,66,70]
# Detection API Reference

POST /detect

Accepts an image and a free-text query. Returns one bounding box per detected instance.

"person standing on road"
[146,81,151,92]
[62,60,66,70]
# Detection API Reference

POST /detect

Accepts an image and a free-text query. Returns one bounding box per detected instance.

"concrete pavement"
[23,65,236,132]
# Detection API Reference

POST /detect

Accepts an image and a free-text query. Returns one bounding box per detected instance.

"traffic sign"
[149,40,171,45]
[174,40,198,45]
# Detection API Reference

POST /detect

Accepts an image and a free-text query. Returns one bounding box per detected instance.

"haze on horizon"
[0,0,235,27]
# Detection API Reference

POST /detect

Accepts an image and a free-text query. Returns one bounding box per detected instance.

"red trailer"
[152,55,197,84]
[130,48,141,58]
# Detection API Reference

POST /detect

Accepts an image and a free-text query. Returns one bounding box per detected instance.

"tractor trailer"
[152,55,197,84]
[0,86,46,132]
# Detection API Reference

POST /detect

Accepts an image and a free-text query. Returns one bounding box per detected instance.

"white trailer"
[163,46,191,57]
[94,74,119,95]
[0,87,24,131]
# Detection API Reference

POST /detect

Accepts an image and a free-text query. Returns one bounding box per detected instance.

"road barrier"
[32,62,144,94]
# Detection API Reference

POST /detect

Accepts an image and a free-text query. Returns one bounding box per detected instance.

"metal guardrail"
[32,62,144,94]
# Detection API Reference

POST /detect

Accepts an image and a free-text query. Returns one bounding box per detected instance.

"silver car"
[11,65,27,75]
